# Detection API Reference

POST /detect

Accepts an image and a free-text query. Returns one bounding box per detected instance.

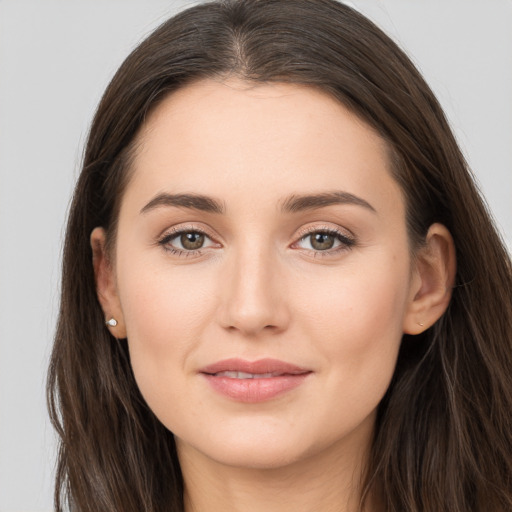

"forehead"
[124,78,404,217]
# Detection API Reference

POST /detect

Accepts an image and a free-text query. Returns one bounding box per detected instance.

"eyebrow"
[280,191,376,214]
[140,190,375,216]
[140,193,225,215]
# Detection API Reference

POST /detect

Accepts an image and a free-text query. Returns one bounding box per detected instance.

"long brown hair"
[47,1,512,510]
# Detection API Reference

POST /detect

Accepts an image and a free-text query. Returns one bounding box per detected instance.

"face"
[99,79,423,471]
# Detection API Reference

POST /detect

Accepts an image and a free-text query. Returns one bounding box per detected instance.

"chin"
[200,440,308,470]
[174,420,316,471]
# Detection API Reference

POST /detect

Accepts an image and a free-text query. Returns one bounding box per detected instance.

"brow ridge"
[281,191,376,213]
[140,193,224,215]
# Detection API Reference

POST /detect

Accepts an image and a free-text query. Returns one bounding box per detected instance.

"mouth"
[210,371,296,379]
[199,358,312,402]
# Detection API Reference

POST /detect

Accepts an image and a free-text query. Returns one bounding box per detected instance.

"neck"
[178,424,377,512]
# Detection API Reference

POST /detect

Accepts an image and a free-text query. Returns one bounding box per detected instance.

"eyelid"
[155,222,356,257]
[156,223,222,255]
[157,221,216,239]
[294,223,354,240]
[291,223,356,255]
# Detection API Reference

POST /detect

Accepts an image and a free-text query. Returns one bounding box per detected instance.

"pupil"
[181,232,204,250]
[311,232,334,250]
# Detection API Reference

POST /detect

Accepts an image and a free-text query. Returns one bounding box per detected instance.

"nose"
[218,245,290,337]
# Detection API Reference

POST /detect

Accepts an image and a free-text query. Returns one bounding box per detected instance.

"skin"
[92,79,455,512]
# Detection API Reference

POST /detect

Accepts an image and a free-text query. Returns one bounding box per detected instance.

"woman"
[47,0,512,510]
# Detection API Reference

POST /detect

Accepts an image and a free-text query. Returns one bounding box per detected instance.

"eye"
[158,228,218,254]
[178,231,207,250]
[294,229,355,253]
[306,232,337,251]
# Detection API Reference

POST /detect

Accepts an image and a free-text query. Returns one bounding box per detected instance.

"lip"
[199,358,312,403]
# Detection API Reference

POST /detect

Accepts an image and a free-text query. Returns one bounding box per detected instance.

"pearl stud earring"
[105,318,118,327]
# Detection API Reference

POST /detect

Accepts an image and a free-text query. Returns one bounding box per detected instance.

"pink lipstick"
[200,358,312,403]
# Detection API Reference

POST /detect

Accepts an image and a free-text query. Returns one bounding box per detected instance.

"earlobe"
[403,223,456,334]
[90,227,127,338]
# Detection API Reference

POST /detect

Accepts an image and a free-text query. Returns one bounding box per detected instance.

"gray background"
[1,1,511,510]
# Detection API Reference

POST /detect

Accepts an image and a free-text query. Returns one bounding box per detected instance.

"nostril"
[218,262,291,335]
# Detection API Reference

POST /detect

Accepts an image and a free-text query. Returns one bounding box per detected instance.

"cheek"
[120,261,215,338]
[296,251,410,379]
[286,256,410,440]
[116,260,218,396]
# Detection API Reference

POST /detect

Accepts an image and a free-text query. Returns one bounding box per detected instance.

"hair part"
[48,1,512,510]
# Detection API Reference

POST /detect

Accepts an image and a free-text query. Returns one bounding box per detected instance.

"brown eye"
[295,229,355,254]
[310,232,335,250]
[180,232,205,250]
[159,229,217,254]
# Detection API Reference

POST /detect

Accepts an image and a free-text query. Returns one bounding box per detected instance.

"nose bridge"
[220,237,288,335]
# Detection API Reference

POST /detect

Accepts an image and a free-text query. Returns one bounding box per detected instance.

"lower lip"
[202,373,311,403]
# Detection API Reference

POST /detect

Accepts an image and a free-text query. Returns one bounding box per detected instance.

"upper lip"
[200,358,311,376]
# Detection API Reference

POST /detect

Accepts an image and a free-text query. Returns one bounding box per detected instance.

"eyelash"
[157,225,356,258]
[293,226,356,257]
[157,225,217,257]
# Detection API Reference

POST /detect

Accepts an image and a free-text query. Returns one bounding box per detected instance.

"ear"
[90,227,127,338]
[403,223,456,335]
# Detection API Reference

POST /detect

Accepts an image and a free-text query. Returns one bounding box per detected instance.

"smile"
[200,358,312,403]
[213,371,287,379]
